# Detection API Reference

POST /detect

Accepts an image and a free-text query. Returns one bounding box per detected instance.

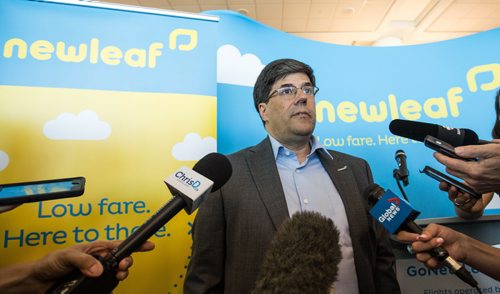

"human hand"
[32,240,155,287]
[396,224,466,269]
[434,140,500,193]
[438,182,493,219]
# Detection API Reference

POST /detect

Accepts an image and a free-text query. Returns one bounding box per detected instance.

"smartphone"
[0,177,85,205]
[420,166,480,199]
[424,135,477,161]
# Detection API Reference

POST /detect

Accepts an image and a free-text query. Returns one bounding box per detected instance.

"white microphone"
[164,166,214,214]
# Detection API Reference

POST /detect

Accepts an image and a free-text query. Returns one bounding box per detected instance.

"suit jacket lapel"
[318,151,369,240]
[246,137,289,230]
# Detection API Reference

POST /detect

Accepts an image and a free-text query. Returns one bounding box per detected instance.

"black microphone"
[364,183,480,291]
[47,153,232,294]
[394,149,409,186]
[252,211,342,294]
[389,119,488,147]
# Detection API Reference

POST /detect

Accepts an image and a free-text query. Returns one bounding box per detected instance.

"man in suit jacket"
[184,58,400,293]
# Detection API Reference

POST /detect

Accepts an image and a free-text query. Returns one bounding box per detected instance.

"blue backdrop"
[213,10,500,219]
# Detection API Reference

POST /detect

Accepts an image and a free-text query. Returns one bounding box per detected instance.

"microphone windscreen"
[389,119,479,146]
[395,149,406,159]
[193,153,232,192]
[252,211,341,294]
[389,119,438,142]
[437,127,478,146]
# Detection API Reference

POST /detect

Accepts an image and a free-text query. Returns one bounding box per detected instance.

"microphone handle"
[404,221,478,288]
[46,196,186,294]
[111,195,185,263]
[46,255,118,294]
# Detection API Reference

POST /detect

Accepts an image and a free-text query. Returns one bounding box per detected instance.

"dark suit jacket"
[184,137,401,294]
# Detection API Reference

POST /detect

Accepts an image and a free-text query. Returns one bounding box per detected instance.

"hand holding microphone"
[397,223,468,268]
[397,223,500,282]
[389,119,498,192]
[47,153,232,294]
[389,119,498,213]
[365,184,481,291]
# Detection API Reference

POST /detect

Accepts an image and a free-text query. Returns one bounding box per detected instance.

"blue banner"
[0,0,217,95]
[213,10,500,219]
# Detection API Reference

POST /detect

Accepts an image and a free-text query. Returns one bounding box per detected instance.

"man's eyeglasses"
[268,85,319,100]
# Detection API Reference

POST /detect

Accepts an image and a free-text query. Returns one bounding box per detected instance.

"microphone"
[364,184,480,290]
[394,149,409,186]
[388,119,488,147]
[252,211,341,294]
[47,153,232,294]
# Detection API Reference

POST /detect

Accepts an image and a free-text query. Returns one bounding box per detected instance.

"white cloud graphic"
[43,110,111,140]
[0,150,9,172]
[171,133,217,161]
[217,44,265,86]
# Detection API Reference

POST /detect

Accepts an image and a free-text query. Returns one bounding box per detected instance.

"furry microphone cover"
[253,211,341,293]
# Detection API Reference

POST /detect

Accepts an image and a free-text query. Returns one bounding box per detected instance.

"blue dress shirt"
[269,134,360,294]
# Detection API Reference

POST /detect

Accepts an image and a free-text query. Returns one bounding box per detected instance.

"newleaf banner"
[1,1,499,293]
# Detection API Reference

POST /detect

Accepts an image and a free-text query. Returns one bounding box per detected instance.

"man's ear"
[258,103,268,122]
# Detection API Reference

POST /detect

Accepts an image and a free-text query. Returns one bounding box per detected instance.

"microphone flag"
[164,166,213,214]
[369,189,420,234]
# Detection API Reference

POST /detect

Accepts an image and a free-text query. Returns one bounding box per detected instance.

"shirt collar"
[268,134,333,160]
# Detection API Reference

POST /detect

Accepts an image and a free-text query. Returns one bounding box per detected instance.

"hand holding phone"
[424,135,477,161]
[0,177,85,205]
[420,166,480,199]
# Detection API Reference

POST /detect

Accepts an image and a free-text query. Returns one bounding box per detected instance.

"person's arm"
[434,140,500,194]
[397,223,500,281]
[0,261,51,294]
[0,240,154,294]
